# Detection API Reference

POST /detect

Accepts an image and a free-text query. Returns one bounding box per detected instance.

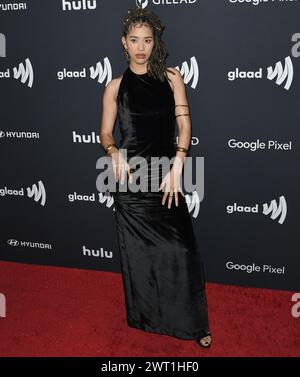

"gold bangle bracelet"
[176,146,189,153]
[175,113,190,118]
[105,143,117,152]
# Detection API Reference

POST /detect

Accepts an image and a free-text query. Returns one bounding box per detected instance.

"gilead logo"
[136,0,148,8]
[136,0,197,7]
[0,293,6,318]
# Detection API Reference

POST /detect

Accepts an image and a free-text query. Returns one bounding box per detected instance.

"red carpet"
[0,260,299,357]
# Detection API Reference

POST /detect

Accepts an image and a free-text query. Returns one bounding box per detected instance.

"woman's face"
[122,23,154,65]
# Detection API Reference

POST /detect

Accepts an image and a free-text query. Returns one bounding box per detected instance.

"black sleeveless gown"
[112,66,210,340]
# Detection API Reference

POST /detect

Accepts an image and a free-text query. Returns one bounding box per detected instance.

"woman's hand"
[159,158,184,208]
[111,151,133,185]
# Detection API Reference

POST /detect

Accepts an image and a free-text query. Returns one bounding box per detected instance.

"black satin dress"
[112,66,210,340]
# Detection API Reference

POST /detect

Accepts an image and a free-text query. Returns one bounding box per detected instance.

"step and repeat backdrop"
[0,0,299,291]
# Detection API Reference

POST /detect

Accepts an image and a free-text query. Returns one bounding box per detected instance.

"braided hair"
[122,7,175,82]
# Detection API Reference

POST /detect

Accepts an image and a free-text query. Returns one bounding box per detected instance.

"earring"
[123,46,129,62]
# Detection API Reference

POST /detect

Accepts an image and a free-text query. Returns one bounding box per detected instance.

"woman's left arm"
[159,68,191,208]
[170,67,191,170]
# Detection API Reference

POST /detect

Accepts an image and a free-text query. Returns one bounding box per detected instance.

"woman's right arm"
[99,77,132,184]
[99,78,119,156]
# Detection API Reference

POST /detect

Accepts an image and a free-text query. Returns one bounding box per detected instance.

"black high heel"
[196,332,212,348]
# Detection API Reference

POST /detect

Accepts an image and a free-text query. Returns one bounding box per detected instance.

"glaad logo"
[262,195,287,225]
[0,3,27,11]
[57,57,112,86]
[0,293,6,318]
[62,0,97,11]
[185,190,201,218]
[0,57,33,87]
[7,239,52,250]
[68,190,115,210]
[291,293,300,318]
[175,56,199,89]
[90,58,112,84]
[27,180,46,206]
[226,195,287,224]
[82,245,113,259]
[228,56,294,91]
[136,0,148,8]
[0,33,6,57]
[99,192,115,210]
[267,56,293,91]
[0,130,40,139]
[13,57,33,87]
[0,180,46,206]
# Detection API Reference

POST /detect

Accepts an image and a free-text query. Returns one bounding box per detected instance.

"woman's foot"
[196,333,212,348]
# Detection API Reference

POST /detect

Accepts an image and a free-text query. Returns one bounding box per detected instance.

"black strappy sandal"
[196,333,212,348]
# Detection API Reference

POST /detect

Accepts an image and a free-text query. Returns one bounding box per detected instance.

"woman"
[100,7,212,348]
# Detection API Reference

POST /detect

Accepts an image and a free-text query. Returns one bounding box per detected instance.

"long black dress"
[112,66,210,340]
